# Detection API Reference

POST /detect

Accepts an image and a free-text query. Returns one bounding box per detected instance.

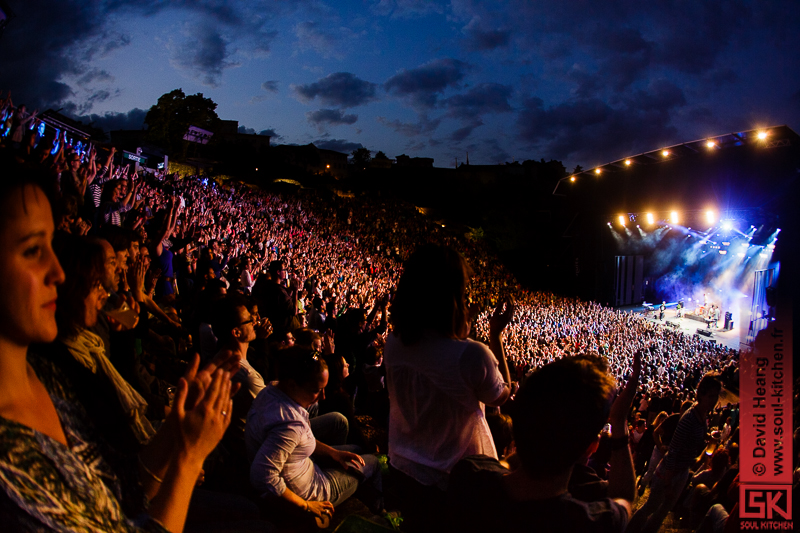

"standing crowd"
[0,96,796,533]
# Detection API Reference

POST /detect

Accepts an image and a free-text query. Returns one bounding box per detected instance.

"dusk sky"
[2,0,798,169]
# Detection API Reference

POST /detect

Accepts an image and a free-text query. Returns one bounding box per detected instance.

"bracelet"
[138,456,163,484]
[305,501,311,514]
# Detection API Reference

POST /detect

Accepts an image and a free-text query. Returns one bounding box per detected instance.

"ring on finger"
[221,410,228,416]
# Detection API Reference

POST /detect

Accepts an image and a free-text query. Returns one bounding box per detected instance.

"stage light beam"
[670,211,679,224]
[721,220,733,231]
[706,210,716,224]
[646,213,654,225]
[618,215,626,226]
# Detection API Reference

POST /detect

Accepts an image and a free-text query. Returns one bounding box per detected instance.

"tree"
[144,89,221,155]
[350,147,372,169]
[374,151,389,160]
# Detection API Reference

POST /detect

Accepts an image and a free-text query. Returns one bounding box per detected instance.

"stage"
[617,304,743,351]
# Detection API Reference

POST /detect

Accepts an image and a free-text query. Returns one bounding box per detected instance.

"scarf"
[60,329,156,444]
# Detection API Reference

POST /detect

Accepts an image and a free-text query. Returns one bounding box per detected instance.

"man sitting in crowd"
[447,351,641,532]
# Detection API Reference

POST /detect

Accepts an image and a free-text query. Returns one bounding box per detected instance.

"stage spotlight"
[706,210,715,224]
[624,159,632,166]
[719,250,727,255]
[670,211,678,224]
[757,131,768,140]
[706,140,716,148]
[570,176,576,182]
[595,168,601,175]
[646,213,654,224]
[618,215,626,226]
[662,150,669,157]
[721,221,732,231]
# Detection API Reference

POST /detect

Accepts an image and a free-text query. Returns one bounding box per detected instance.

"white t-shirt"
[385,333,505,489]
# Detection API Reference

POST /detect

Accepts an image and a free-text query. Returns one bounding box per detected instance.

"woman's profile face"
[0,185,65,345]
[82,280,108,328]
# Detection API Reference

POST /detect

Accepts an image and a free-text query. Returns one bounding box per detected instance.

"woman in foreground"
[0,168,231,532]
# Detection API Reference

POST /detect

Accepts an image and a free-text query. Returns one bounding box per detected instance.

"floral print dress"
[0,355,168,532]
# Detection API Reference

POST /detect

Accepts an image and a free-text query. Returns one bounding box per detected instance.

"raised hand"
[322,330,335,355]
[489,298,515,337]
[608,349,642,437]
[171,368,232,463]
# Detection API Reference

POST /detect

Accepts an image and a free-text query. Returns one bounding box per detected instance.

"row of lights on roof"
[614,210,718,227]
[573,131,770,181]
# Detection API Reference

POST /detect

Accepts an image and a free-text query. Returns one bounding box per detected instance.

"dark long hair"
[389,244,471,345]
[52,232,107,337]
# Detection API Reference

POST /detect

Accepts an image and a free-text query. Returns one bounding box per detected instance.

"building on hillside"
[319,148,348,177]
[395,154,434,168]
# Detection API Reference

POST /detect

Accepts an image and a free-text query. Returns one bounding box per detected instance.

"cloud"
[170,28,240,87]
[313,138,363,152]
[76,69,114,87]
[261,80,279,93]
[479,138,512,164]
[293,72,378,108]
[370,0,445,19]
[449,120,483,142]
[259,128,280,138]
[251,80,280,103]
[73,108,148,132]
[376,115,441,136]
[294,20,359,59]
[0,0,296,111]
[239,125,282,139]
[384,58,470,107]
[443,83,513,119]
[462,17,510,51]
[516,78,687,163]
[306,108,359,127]
[467,28,511,51]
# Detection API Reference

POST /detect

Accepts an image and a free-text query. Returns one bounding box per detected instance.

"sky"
[2,0,798,169]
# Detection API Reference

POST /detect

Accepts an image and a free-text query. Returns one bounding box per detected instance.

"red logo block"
[740,485,792,520]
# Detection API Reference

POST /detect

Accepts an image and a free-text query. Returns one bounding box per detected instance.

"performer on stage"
[659,301,666,321]
[676,301,683,319]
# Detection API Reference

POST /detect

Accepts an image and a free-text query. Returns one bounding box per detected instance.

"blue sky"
[2,0,798,168]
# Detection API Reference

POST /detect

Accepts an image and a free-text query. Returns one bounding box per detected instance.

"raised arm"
[607,348,642,516]
[486,298,515,405]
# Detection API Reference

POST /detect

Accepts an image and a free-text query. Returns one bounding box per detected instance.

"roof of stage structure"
[556,125,800,217]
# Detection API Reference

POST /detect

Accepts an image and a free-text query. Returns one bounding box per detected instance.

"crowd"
[0,94,796,533]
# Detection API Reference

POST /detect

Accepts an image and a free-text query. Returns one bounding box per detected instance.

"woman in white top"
[384,244,514,530]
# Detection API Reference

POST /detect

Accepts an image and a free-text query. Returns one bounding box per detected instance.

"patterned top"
[0,354,168,533]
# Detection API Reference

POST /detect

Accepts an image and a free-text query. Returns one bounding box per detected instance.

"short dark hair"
[390,244,471,345]
[211,294,248,344]
[697,372,722,397]
[268,260,284,275]
[511,355,616,478]
[277,345,328,387]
